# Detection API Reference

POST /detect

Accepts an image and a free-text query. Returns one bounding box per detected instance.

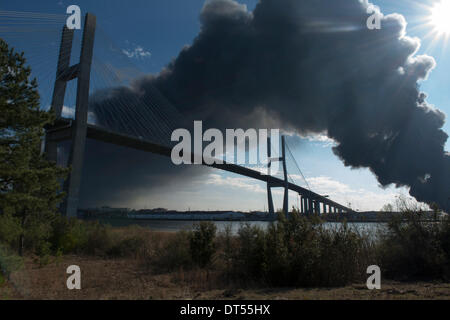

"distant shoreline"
[83,216,438,224]
[79,208,443,223]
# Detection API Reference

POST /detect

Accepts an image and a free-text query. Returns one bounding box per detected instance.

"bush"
[216,224,237,281]
[377,212,450,281]
[49,216,89,254]
[152,231,192,273]
[49,216,145,257]
[190,222,217,268]
[84,223,115,256]
[0,212,148,262]
[232,223,266,281]
[107,236,145,258]
[225,212,373,287]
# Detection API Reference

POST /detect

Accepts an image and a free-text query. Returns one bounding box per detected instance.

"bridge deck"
[45,120,352,212]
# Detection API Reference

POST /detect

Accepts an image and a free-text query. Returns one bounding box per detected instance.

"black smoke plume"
[90,0,449,211]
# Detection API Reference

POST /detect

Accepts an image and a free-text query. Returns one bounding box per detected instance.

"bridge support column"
[46,14,97,217]
[62,14,96,218]
[267,183,274,215]
[301,197,305,214]
[281,136,289,217]
[266,137,275,215]
[304,198,308,215]
[45,26,74,164]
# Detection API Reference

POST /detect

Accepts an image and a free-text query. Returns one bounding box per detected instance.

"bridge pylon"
[266,135,289,218]
[45,13,97,217]
[266,137,275,215]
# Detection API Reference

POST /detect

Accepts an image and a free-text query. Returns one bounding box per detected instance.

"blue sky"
[2,0,449,211]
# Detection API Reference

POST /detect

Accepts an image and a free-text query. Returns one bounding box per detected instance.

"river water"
[99,218,385,237]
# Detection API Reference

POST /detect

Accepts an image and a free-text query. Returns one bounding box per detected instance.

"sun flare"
[430,1,450,35]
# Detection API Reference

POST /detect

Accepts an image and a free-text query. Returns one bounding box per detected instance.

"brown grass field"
[1,253,449,300]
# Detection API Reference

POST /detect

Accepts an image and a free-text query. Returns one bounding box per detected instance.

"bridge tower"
[266,135,289,218]
[45,13,96,217]
[266,136,275,215]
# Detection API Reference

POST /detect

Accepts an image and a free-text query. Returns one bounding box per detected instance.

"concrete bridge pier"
[45,13,97,217]
[301,197,306,214]
[281,136,289,217]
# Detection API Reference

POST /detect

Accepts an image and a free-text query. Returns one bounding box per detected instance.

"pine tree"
[0,38,68,255]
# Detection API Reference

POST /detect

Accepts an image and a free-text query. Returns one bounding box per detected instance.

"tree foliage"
[0,38,68,255]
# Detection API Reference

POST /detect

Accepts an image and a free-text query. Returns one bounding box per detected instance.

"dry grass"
[1,254,449,300]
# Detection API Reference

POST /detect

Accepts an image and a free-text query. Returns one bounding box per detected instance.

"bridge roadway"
[46,119,352,213]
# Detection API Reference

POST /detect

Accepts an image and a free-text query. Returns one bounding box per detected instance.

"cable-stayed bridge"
[2,12,354,217]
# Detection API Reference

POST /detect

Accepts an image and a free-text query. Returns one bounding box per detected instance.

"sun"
[430,1,450,35]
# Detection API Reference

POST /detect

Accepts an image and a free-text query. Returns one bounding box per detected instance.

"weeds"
[1,206,449,289]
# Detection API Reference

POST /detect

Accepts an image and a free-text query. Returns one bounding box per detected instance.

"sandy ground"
[1,255,449,300]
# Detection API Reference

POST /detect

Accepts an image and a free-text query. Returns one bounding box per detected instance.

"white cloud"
[61,105,97,124]
[61,105,75,118]
[302,176,425,211]
[204,173,267,194]
[122,46,151,59]
[301,133,336,147]
[202,173,406,212]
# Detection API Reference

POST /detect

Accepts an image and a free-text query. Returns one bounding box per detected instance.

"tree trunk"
[18,215,26,256]
[18,234,24,256]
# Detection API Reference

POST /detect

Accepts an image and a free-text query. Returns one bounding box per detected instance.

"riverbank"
[1,254,449,300]
[1,212,449,300]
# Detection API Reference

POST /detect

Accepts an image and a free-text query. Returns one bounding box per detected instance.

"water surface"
[95,218,385,236]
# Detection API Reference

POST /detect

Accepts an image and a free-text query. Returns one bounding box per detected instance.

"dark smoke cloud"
[89,0,449,210]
